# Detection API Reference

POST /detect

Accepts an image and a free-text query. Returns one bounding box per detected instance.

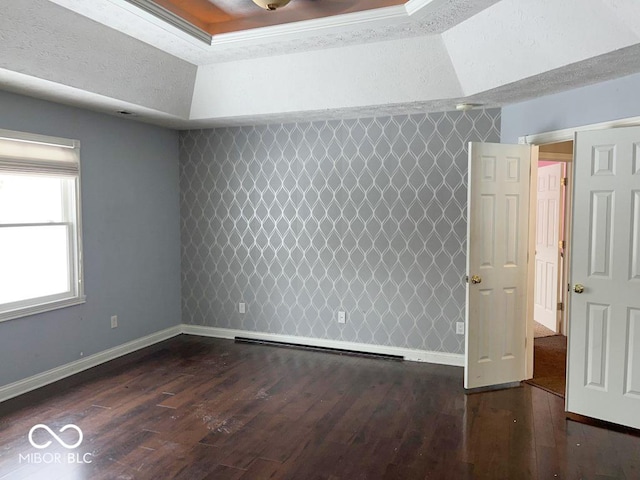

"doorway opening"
[527,140,573,397]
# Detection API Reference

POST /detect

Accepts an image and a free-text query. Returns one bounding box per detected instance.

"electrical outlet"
[239,302,246,314]
[338,311,346,324]
[111,315,118,329]
[456,322,464,335]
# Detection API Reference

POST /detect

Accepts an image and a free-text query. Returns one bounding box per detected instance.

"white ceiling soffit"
[0,0,197,118]
[442,0,640,95]
[189,35,464,121]
[0,68,192,129]
[1,0,640,128]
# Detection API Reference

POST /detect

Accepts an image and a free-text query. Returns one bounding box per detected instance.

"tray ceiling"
[3,0,640,129]
[151,0,407,35]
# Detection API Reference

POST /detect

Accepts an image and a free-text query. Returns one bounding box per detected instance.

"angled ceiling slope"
[1,0,640,128]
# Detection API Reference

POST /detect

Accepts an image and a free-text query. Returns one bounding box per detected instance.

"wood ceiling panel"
[152,0,407,35]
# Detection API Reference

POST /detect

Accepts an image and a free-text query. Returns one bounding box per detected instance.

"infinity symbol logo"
[28,424,83,449]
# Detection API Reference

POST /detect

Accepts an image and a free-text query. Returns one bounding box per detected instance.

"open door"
[567,126,640,428]
[534,163,563,332]
[465,142,537,389]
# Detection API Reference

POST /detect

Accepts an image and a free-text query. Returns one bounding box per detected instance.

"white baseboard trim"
[0,325,182,403]
[1,323,464,404]
[181,325,464,367]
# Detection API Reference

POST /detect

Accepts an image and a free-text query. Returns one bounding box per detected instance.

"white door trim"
[518,116,640,145]
[517,114,640,408]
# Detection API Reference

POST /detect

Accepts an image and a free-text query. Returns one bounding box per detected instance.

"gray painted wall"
[0,91,182,387]
[180,109,501,354]
[501,72,640,143]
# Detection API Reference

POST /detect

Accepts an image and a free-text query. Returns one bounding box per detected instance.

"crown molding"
[405,0,440,16]
[47,0,481,65]
[123,0,211,44]
[53,0,440,50]
[117,0,441,47]
[210,5,409,46]
[209,0,447,46]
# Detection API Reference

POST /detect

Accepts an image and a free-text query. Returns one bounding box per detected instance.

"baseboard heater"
[234,337,403,361]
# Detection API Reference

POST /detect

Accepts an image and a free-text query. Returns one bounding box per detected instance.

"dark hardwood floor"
[1,335,639,479]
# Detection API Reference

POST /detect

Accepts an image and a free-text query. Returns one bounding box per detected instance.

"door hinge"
[561,177,568,186]
[557,302,564,311]
[559,240,566,249]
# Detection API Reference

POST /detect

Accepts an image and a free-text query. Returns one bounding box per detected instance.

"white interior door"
[465,142,535,389]
[567,126,640,428]
[534,164,563,332]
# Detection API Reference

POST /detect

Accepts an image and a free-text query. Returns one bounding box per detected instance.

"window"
[0,129,84,321]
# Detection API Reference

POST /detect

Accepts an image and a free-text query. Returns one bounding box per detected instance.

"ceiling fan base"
[252,0,292,10]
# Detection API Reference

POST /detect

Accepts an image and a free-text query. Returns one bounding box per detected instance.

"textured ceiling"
[1,0,640,129]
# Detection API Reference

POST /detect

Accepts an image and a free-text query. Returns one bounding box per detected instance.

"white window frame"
[0,128,85,322]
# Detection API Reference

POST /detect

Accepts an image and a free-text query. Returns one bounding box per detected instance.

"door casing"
[518,115,640,393]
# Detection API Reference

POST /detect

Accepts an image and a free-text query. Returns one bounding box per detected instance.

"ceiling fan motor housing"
[252,0,292,10]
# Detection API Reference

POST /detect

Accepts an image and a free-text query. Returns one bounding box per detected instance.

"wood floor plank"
[239,458,282,479]
[2,335,640,479]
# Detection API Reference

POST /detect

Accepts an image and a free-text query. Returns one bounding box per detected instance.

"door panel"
[589,191,613,276]
[534,163,563,331]
[626,308,640,397]
[585,303,608,389]
[567,126,640,429]
[465,142,534,389]
[631,191,640,279]
[480,195,495,266]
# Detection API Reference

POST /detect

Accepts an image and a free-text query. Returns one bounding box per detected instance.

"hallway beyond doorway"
[528,334,567,397]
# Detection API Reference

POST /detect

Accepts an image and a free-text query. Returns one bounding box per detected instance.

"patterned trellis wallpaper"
[179,109,500,354]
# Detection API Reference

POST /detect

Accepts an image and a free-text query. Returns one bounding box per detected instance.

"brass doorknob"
[574,284,585,294]
[470,275,482,284]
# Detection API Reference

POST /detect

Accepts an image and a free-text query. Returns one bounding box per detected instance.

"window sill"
[0,296,86,323]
